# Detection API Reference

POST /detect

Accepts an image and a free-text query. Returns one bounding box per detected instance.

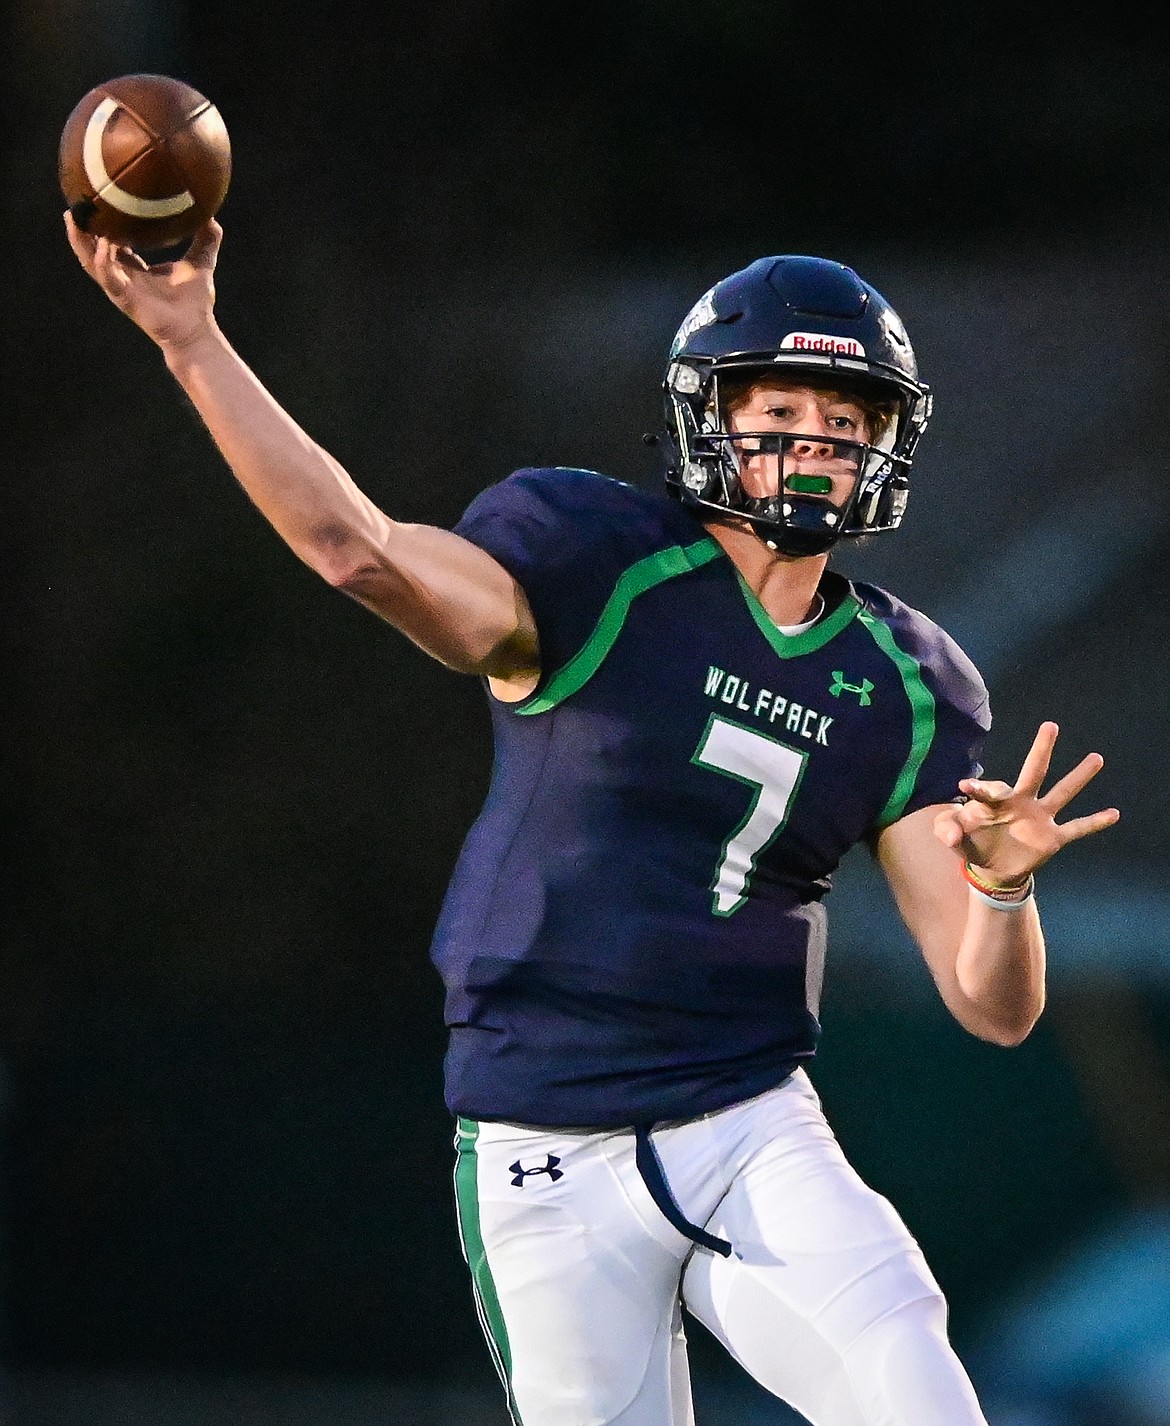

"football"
[59,73,231,253]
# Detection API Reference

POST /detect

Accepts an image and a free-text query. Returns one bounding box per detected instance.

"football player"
[66,215,1119,1426]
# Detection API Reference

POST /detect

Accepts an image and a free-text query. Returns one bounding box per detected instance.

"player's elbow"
[978,1022,1033,1049]
[324,553,388,593]
[969,997,1045,1048]
[307,524,413,602]
[943,975,1045,1046]
[299,521,377,588]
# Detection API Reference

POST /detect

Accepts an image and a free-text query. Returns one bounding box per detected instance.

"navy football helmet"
[663,256,931,556]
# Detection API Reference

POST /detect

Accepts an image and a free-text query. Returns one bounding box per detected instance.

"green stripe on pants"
[454,1118,523,1424]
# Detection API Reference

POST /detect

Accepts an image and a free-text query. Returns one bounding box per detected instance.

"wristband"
[962,860,1034,909]
[967,882,1035,911]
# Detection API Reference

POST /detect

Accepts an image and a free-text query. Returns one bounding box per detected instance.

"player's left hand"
[932,721,1119,885]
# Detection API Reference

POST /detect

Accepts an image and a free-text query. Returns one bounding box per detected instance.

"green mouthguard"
[786,474,834,495]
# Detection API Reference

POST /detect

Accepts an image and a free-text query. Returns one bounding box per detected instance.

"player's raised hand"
[64,212,222,352]
[932,721,1119,886]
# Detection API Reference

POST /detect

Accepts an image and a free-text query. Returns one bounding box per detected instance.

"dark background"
[4,4,1170,1423]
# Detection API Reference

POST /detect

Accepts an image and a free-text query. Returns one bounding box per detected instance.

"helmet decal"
[778,332,866,357]
[669,285,719,358]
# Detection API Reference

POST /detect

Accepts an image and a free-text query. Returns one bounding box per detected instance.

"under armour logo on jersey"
[829,671,874,706]
[509,1155,564,1187]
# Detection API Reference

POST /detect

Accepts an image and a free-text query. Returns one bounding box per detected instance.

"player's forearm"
[952,897,1046,1046]
[163,323,391,580]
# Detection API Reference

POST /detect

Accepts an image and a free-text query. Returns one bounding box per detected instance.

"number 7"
[691,715,808,916]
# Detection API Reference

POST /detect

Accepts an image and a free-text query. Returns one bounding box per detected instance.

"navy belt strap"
[633,1125,733,1258]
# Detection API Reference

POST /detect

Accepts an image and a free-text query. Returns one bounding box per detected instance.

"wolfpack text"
[704,666,832,745]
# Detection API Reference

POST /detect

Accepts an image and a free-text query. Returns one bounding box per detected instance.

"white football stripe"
[82,96,196,219]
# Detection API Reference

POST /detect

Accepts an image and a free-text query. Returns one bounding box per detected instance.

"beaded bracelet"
[962,860,1035,910]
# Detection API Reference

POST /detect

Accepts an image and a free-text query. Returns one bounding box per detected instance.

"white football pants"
[453,1071,988,1426]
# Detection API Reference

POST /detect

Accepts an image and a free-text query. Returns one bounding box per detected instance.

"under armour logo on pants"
[509,1155,564,1187]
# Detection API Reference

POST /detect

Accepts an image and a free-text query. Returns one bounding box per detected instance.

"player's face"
[725,382,873,503]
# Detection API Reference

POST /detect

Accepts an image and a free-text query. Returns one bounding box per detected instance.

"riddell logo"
[779,332,866,357]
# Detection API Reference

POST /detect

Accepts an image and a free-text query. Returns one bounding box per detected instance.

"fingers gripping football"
[65,211,222,350]
[933,721,1120,884]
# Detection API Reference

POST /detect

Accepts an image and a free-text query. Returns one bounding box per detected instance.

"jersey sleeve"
[896,623,991,821]
[452,467,699,699]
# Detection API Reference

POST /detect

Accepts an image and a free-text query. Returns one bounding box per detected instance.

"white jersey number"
[692,716,808,916]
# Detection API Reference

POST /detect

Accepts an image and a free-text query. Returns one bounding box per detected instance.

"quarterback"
[66,215,1118,1426]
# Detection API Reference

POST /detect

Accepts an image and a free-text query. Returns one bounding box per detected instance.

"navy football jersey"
[430,468,990,1128]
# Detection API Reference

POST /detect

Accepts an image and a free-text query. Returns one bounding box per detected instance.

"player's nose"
[788,429,835,457]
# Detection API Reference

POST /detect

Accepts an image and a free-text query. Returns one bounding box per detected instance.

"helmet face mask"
[679,423,886,557]
[663,257,930,557]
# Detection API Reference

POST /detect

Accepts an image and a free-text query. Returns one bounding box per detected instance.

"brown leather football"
[59,73,231,252]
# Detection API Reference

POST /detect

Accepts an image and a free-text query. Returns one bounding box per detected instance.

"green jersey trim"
[736,574,862,659]
[515,536,722,715]
[855,607,937,827]
[454,1118,522,1421]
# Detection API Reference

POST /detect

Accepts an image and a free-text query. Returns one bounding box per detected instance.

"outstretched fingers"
[1014,720,1059,796]
[1042,745,1120,845]
[1041,751,1106,812]
[1056,805,1121,844]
